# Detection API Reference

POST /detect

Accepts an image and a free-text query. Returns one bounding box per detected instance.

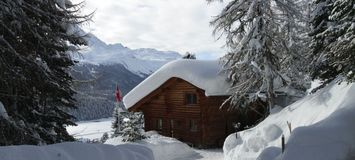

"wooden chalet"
[129,77,239,147]
[123,59,302,147]
[124,60,245,148]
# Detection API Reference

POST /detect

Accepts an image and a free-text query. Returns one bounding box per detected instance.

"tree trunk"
[264,57,275,114]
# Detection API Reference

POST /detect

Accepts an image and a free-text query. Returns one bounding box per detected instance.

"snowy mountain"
[74,33,181,77]
[69,34,180,121]
[69,63,144,121]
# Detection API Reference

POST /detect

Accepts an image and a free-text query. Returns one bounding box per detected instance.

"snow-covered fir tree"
[309,0,355,86]
[111,102,126,137]
[121,113,145,142]
[208,0,309,112]
[0,0,90,145]
[309,0,335,89]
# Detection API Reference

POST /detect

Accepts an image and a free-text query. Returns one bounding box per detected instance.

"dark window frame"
[185,93,197,105]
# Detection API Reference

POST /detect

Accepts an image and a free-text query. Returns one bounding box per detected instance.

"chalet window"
[185,93,197,105]
[189,119,198,132]
[157,118,163,130]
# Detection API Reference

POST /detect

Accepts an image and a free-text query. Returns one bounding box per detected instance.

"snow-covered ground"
[66,118,114,140]
[194,149,224,160]
[67,118,224,160]
[0,142,153,160]
[105,131,224,160]
[224,81,355,160]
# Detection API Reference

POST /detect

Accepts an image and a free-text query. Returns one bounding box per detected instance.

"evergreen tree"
[111,102,126,137]
[208,0,308,112]
[309,0,355,86]
[121,112,145,142]
[309,0,336,89]
[0,0,90,145]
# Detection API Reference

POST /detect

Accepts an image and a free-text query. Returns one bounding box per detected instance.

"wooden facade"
[129,77,239,148]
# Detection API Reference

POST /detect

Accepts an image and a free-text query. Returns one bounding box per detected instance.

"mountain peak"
[76,33,181,77]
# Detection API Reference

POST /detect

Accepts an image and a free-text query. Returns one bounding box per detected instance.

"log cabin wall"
[131,77,239,148]
[201,96,239,147]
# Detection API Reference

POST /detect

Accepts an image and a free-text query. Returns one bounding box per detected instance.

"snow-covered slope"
[75,34,181,77]
[224,80,355,160]
[0,142,153,160]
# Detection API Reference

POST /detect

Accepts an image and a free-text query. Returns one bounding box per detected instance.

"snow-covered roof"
[123,59,232,109]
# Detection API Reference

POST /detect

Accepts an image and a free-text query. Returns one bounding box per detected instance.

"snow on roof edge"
[123,59,232,109]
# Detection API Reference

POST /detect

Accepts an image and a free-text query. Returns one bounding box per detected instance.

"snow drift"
[0,142,153,160]
[106,131,198,160]
[224,81,355,160]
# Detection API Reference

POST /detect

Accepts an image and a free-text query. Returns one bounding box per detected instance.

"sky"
[73,0,228,60]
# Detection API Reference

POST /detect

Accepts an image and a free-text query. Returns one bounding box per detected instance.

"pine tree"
[0,0,90,145]
[309,0,336,88]
[121,112,145,142]
[208,0,308,112]
[111,102,126,137]
[309,0,355,85]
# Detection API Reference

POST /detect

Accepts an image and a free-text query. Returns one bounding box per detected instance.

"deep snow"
[224,81,355,160]
[106,131,199,160]
[67,118,224,160]
[105,131,224,160]
[0,142,153,160]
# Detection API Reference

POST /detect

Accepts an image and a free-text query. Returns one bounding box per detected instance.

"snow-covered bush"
[182,52,196,59]
[100,132,109,143]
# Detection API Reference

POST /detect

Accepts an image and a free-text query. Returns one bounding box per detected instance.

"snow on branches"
[209,0,310,112]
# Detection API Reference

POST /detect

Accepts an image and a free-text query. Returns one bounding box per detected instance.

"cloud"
[73,0,228,59]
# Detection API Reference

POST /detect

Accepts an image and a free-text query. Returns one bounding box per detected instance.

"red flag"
[115,85,122,102]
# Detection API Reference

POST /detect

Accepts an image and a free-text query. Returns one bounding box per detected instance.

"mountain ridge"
[74,33,181,77]
[69,33,181,121]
